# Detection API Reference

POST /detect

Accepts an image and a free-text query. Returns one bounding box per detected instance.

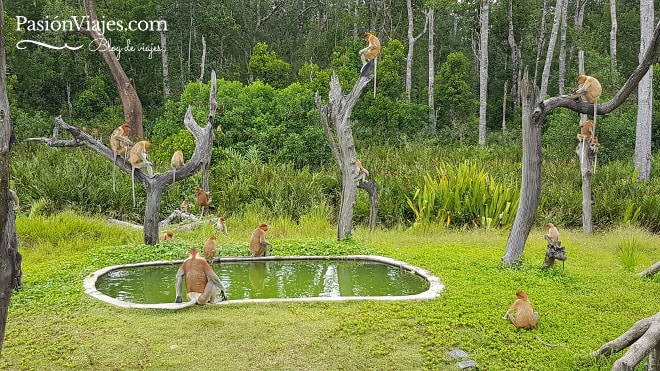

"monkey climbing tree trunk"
[82,0,144,137]
[501,22,660,267]
[316,62,377,240]
[27,72,219,245]
[0,0,22,354]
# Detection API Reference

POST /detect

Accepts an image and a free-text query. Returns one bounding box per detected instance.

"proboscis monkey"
[159,232,173,242]
[92,128,99,140]
[109,124,133,192]
[180,198,190,213]
[356,159,370,182]
[359,32,381,66]
[171,150,184,183]
[503,291,538,330]
[194,187,211,217]
[577,119,594,165]
[9,189,19,211]
[571,75,602,133]
[203,235,217,261]
[359,32,381,97]
[249,223,273,257]
[545,223,560,244]
[127,141,154,207]
[175,248,227,304]
[215,217,228,235]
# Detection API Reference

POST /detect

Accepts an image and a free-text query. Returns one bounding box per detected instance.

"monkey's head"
[188,248,202,259]
[219,217,225,222]
[166,232,173,238]
[216,124,222,132]
[209,235,216,241]
[515,291,528,300]
[546,223,555,229]
[363,32,372,40]
[121,123,131,133]
[194,187,203,195]
[259,223,269,231]
[143,141,151,151]
[577,75,587,84]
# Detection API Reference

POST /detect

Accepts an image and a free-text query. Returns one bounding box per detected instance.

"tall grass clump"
[617,238,641,271]
[406,161,519,229]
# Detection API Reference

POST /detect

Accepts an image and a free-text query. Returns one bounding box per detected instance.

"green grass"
[2,212,660,370]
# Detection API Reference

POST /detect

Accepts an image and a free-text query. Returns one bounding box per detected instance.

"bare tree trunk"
[199,36,206,82]
[501,70,541,267]
[575,52,594,233]
[534,0,548,85]
[478,0,489,146]
[634,0,654,181]
[405,0,428,104]
[502,80,508,135]
[558,0,568,95]
[0,0,22,353]
[540,0,565,99]
[82,0,143,137]
[156,1,170,99]
[502,21,660,267]
[610,0,619,85]
[316,62,376,240]
[591,312,660,371]
[427,8,436,136]
[507,0,521,110]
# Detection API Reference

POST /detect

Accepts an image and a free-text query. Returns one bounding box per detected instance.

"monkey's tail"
[373,57,378,99]
[536,335,561,347]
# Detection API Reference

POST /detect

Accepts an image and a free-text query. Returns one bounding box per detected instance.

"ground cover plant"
[2,212,659,370]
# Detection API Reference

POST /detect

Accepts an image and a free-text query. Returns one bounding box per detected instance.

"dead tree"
[0,0,22,353]
[501,21,660,267]
[27,72,219,245]
[591,312,660,370]
[315,61,379,239]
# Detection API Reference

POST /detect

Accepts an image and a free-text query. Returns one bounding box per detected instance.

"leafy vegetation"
[4,213,659,370]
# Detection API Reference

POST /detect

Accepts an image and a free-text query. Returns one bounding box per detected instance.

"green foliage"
[72,76,111,121]
[248,42,292,89]
[617,238,640,272]
[5,214,660,370]
[435,52,479,141]
[406,161,519,228]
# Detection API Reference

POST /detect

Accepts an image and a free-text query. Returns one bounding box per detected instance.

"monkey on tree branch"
[26,71,219,245]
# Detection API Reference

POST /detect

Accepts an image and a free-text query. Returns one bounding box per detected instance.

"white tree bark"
[507,0,521,110]
[634,0,654,181]
[405,0,428,104]
[534,0,548,85]
[478,0,489,146]
[558,0,568,95]
[427,8,436,136]
[610,0,619,85]
[539,0,566,99]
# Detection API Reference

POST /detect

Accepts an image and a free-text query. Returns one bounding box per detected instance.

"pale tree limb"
[590,312,660,370]
[639,260,660,277]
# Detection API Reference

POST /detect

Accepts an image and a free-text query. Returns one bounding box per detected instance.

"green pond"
[95,260,430,304]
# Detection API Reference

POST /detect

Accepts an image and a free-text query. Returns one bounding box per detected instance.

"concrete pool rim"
[83,255,445,310]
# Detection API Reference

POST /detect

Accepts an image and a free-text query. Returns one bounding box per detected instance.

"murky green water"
[95,260,430,304]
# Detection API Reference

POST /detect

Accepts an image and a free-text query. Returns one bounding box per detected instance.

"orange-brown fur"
[203,235,217,261]
[175,248,227,304]
[504,291,538,330]
[545,223,560,243]
[249,223,272,257]
[159,232,173,241]
[359,32,381,64]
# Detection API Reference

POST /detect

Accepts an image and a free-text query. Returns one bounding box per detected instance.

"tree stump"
[543,239,567,269]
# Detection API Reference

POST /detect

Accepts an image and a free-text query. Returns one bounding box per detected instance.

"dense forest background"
[3,0,660,230]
